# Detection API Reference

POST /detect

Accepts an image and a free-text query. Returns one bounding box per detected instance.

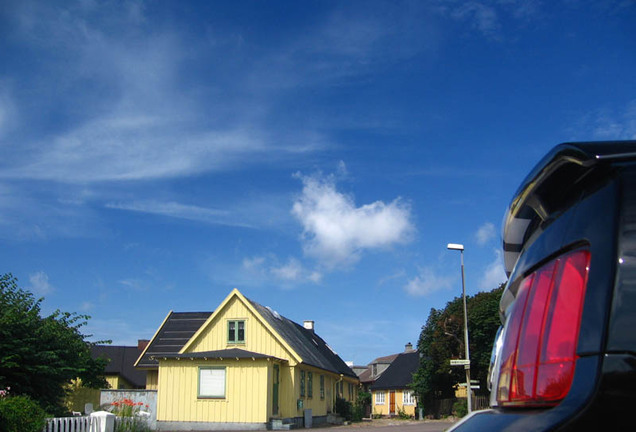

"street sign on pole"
[450,359,470,366]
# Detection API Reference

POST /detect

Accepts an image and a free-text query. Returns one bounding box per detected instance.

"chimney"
[405,342,414,352]
[138,339,150,352]
[303,320,315,332]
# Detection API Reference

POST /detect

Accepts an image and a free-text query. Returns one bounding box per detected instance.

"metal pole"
[460,250,472,414]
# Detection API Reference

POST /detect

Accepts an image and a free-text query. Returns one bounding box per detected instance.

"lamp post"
[447,243,472,414]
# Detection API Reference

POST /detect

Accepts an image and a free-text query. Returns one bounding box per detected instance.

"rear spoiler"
[502,141,636,277]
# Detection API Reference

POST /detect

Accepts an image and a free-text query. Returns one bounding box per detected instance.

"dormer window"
[372,363,377,376]
[228,320,245,343]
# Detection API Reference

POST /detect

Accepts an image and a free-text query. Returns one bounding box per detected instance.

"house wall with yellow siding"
[145,370,158,390]
[372,389,416,417]
[157,359,270,424]
[105,374,134,390]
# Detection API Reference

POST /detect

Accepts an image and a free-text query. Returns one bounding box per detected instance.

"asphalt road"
[311,419,457,432]
[164,419,459,432]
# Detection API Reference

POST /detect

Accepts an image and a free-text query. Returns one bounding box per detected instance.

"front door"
[389,391,396,416]
[272,364,280,416]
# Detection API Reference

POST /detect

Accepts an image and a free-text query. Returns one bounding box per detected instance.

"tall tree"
[411,284,504,412]
[0,273,107,415]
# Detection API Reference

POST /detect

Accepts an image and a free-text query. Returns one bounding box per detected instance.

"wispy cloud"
[106,200,252,228]
[451,2,500,37]
[242,255,322,286]
[404,267,454,297]
[591,100,636,139]
[28,271,54,296]
[433,0,541,39]
[475,222,497,246]
[479,249,507,290]
[0,2,325,185]
[292,169,414,268]
[568,100,636,141]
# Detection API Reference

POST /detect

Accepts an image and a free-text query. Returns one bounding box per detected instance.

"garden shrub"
[397,406,412,419]
[335,397,353,421]
[0,395,47,432]
[452,399,468,418]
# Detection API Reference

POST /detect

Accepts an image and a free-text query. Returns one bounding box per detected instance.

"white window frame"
[375,391,385,405]
[403,390,416,405]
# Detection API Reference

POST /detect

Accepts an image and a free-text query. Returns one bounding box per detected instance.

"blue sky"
[1,0,635,366]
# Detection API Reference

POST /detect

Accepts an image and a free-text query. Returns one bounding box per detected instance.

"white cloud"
[292,171,414,268]
[479,249,507,290]
[404,267,454,297]
[475,222,497,246]
[28,271,53,296]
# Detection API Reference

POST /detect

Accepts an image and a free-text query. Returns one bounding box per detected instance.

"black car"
[450,141,636,431]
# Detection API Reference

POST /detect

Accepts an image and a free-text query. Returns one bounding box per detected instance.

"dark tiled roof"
[136,312,212,368]
[248,299,358,379]
[358,353,400,384]
[372,353,400,364]
[358,368,373,383]
[92,345,147,388]
[369,351,420,390]
[154,348,284,361]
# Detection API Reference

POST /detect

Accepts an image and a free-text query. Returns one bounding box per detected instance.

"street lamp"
[447,243,472,414]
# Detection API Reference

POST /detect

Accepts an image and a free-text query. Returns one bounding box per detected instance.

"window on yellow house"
[320,375,325,399]
[228,320,245,343]
[403,390,416,405]
[300,370,305,397]
[198,367,226,398]
[308,372,313,398]
[375,391,385,405]
[348,383,354,401]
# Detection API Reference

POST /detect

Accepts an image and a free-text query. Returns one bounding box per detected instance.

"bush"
[352,391,371,422]
[397,406,412,419]
[0,395,47,432]
[352,404,365,422]
[335,397,353,421]
[452,399,468,418]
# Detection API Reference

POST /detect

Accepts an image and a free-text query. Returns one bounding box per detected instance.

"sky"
[1,0,635,366]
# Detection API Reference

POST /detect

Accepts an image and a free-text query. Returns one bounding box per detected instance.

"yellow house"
[369,351,419,417]
[135,289,358,430]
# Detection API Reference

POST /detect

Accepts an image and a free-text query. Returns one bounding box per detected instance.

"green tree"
[411,284,504,413]
[0,273,107,416]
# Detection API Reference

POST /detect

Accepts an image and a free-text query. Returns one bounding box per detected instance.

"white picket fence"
[43,416,94,432]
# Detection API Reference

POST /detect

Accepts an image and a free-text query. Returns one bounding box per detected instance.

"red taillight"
[497,249,590,407]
